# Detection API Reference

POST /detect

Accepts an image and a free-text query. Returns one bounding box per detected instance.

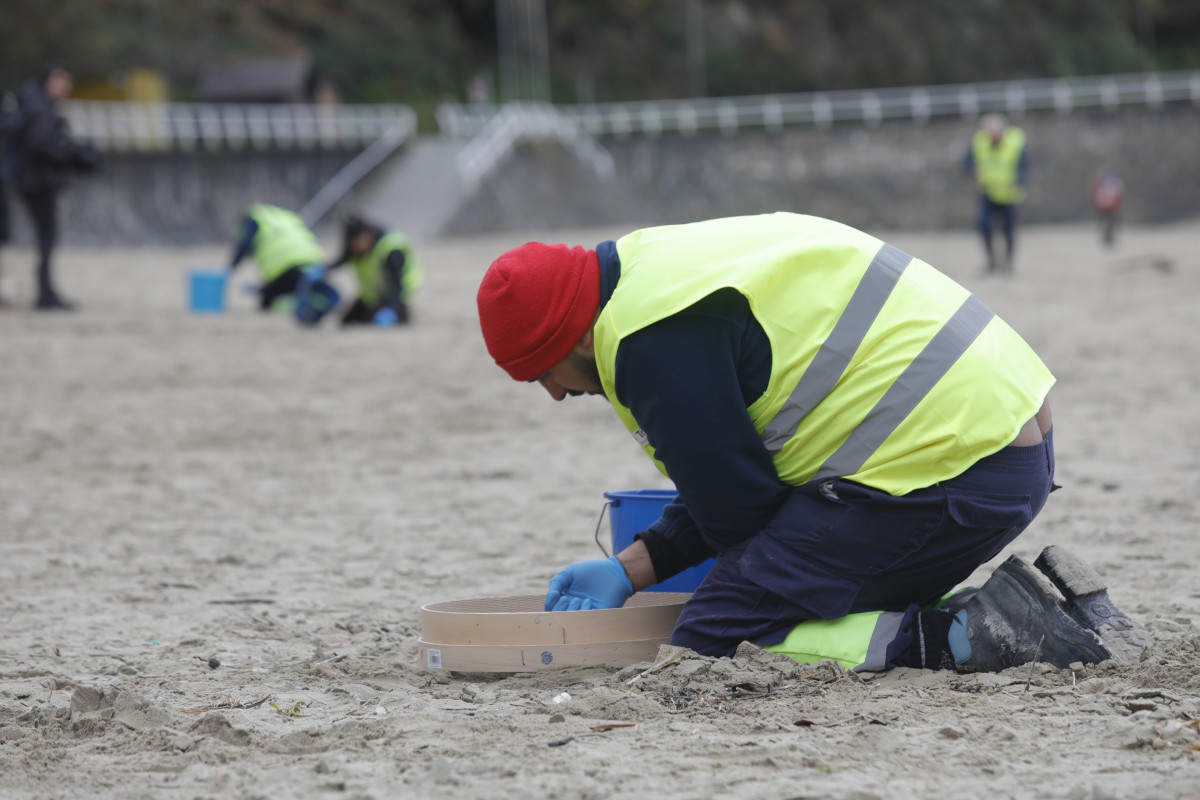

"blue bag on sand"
[294,267,341,326]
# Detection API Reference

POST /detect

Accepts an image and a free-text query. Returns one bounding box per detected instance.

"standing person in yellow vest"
[475,213,1153,673]
[227,204,331,314]
[326,215,421,327]
[965,114,1028,274]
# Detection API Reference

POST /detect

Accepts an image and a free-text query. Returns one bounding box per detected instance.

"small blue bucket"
[188,269,227,313]
[601,489,715,593]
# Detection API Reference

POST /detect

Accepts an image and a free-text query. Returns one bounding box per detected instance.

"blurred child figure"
[964,114,1028,274]
[327,215,421,327]
[227,203,339,324]
[1090,164,1124,250]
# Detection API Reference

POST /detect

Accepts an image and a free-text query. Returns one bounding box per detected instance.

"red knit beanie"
[477,242,601,382]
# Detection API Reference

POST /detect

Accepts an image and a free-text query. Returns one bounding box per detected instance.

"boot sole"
[960,556,1112,671]
[1033,545,1158,664]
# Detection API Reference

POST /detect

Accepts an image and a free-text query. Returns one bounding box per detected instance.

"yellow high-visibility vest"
[245,204,325,281]
[593,213,1053,495]
[348,232,422,306]
[972,127,1027,205]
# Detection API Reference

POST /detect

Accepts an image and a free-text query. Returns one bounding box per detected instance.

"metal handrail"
[437,70,1200,139]
[60,100,418,152]
[298,126,411,227]
[456,102,613,189]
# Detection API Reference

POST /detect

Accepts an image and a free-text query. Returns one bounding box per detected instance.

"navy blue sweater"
[228,216,258,269]
[596,241,792,581]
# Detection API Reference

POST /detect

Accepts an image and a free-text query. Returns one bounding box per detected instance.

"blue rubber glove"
[545,557,634,612]
[373,307,399,326]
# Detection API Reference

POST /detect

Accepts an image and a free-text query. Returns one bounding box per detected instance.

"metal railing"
[61,100,418,152]
[298,126,411,226]
[457,102,614,189]
[438,70,1200,139]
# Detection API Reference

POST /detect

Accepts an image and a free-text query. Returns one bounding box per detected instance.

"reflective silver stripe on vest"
[815,293,995,481]
[761,243,913,453]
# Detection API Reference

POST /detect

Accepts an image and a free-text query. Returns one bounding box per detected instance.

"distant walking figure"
[964,114,1028,274]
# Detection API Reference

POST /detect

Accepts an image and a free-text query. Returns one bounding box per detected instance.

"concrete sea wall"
[3,106,1196,246]
[3,148,367,247]
[446,106,1200,235]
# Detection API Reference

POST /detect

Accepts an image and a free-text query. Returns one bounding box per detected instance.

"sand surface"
[1,221,1199,799]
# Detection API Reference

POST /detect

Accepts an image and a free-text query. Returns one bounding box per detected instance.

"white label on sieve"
[426,648,442,670]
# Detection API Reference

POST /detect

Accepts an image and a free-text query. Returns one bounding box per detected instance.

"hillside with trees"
[1,0,1196,122]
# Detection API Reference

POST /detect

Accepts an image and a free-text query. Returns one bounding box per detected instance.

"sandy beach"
[1,219,1199,799]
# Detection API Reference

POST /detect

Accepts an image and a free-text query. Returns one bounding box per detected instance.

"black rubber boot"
[1034,545,1157,664]
[954,555,1112,672]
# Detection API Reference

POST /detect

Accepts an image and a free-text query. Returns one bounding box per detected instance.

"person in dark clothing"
[326,215,422,327]
[0,89,20,305]
[0,149,9,307]
[11,63,100,311]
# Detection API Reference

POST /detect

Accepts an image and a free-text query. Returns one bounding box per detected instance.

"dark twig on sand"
[524,725,639,748]
[207,598,277,605]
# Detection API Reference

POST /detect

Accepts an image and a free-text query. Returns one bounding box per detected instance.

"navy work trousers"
[671,431,1056,657]
[978,195,1018,265]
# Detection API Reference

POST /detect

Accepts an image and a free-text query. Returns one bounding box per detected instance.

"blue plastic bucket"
[188,269,227,313]
[603,489,715,593]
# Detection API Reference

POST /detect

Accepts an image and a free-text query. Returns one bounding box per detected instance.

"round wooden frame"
[418,593,691,672]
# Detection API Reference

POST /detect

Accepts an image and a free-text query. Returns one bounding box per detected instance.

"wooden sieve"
[418,592,690,672]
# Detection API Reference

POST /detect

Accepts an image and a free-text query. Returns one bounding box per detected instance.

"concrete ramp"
[353,137,466,239]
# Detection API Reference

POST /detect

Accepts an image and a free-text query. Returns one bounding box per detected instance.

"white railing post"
[958,87,979,118]
[1101,79,1119,112]
[642,107,663,137]
[1144,74,1164,109]
[910,89,931,124]
[1005,83,1026,116]
[198,105,222,152]
[246,105,271,150]
[1053,82,1073,115]
[763,98,783,133]
[813,95,832,129]
[612,106,633,137]
[861,92,882,127]
[718,101,738,135]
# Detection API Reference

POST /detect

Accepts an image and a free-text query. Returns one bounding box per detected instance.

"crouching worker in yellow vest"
[476,213,1154,673]
[326,215,421,327]
[227,204,336,322]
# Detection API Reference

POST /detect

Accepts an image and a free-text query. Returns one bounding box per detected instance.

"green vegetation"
[1,0,1196,119]
[269,700,308,718]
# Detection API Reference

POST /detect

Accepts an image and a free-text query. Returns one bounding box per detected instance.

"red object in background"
[1091,174,1124,214]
